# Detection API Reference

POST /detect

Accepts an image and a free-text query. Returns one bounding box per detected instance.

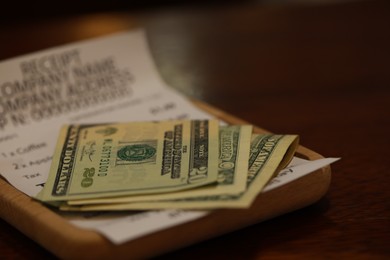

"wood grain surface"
[1,0,389,258]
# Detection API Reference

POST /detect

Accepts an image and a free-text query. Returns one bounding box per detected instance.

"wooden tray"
[0,102,331,259]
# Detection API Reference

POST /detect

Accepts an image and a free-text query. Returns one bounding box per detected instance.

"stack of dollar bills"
[36,119,299,211]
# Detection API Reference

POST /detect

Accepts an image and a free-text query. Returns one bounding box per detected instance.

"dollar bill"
[37,120,220,202]
[60,134,299,211]
[66,125,253,206]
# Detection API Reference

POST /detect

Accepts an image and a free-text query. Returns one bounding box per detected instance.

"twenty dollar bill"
[60,134,299,211]
[37,120,219,201]
[66,125,253,206]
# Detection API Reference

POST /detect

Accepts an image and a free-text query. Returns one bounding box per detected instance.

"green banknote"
[66,125,252,206]
[60,134,299,211]
[37,120,219,202]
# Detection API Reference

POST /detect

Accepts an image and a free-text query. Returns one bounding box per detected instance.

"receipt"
[0,30,211,196]
[0,30,210,244]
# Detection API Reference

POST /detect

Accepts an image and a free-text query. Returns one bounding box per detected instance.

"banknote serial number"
[98,139,113,177]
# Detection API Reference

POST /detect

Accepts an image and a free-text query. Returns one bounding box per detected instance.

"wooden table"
[1,0,389,258]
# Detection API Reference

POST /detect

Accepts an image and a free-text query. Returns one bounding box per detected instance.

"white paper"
[263,157,340,192]
[0,30,210,243]
[0,30,211,196]
[65,210,208,245]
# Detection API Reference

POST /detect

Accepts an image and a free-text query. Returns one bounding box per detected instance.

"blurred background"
[1,0,389,156]
[1,0,365,19]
